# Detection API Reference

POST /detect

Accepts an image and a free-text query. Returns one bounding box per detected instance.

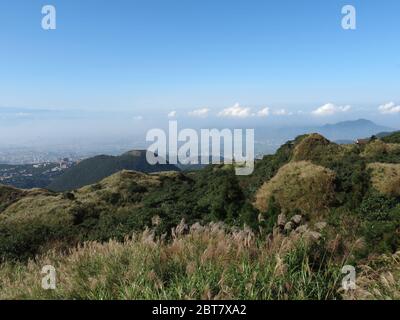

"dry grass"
[0,220,397,300]
[79,170,161,195]
[0,170,160,226]
[368,163,400,197]
[254,161,336,215]
[0,221,343,300]
[292,134,345,163]
[386,143,400,153]
[343,251,400,300]
[362,140,400,158]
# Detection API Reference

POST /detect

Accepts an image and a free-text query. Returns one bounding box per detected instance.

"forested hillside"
[47,150,179,191]
[1,132,399,299]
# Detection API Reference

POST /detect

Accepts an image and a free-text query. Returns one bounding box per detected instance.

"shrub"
[359,194,400,255]
[254,161,336,216]
[368,163,400,197]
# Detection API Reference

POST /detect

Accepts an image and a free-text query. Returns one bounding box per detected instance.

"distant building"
[356,138,370,145]
[59,158,70,169]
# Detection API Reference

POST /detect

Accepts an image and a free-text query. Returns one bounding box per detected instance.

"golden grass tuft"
[386,143,400,153]
[368,163,400,197]
[0,222,342,300]
[0,170,162,225]
[80,170,161,193]
[291,134,344,163]
[362,140,400,158]
[0,220,396,300]
[254,161,336,215]
[343,251,400,300]
[362,140,387,157]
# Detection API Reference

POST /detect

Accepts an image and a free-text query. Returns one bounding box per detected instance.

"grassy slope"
[48,151,179,192]
[0,223,344,300]
[1,222,398,300]
[0,171,163,260]
[0,166,255,261]
[1,132,400,299]
[382,131,400,144]
[0,185,26,212]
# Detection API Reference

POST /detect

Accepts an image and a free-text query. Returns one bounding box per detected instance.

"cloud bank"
[217,103,280,118]
[378,102,400,114]
[312,103,351,116]
[218,103,252,118]
[188,108,210,118]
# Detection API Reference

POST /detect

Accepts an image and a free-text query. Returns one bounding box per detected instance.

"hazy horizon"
[1,0,400,149]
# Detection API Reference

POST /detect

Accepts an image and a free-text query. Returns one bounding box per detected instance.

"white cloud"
[311,103,351,116]
[133,115,143,120]
[15,112,31,117]
[168,110,177,118]
[218,103,252,118]
[188,108,210,118]
[257,107,270,117]
[273,109,292,116]
[217,104,294,118]
[378,102,400,114]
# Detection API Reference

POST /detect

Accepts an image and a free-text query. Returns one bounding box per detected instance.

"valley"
[0,161,74,189]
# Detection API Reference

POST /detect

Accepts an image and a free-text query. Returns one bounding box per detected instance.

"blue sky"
[0,0,399,145]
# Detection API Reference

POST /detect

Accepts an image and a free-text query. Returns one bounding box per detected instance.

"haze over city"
[1,0,399,150]
[1,0,400,303]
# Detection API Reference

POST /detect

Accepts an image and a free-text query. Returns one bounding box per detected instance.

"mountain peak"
[317,119,393,141]
[323,119,376,128]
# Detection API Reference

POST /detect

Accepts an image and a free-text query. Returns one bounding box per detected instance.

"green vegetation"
[48,150,179,192]
[1,132,400,299]
[368,163,400,197]
[0,167,258,261]
[0,163,64,189]
[382,131,400,144]
[0,185,26,212]
[361,140,400,163]
[0,223,344,300]
[358,193,400,255]
[239,135,296,196]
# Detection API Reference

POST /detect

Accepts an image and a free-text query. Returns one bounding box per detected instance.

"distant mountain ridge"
[255,119,395,154]
[48,150,179,191]
[317,119,393,140]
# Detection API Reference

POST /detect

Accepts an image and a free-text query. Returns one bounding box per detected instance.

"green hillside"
[0,185,26,212]
[1,134,400,299]
[382,131,400,144]
[47,150,179,191]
